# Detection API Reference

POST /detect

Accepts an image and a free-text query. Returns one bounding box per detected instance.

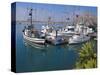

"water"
[16,23,95,72]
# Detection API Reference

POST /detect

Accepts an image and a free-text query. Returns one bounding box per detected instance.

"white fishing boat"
[45,31,65,45]
[23,8,45,45]
[23,29,45,44]
[40,17,66,45]
[68,22,91,44]
[86,27,94,34]
[40,26,47,38]
[58,25,76,36]
[75,22,94,35]
[68,34,90,44]
[40,25,53,38]
[40,17,54,38]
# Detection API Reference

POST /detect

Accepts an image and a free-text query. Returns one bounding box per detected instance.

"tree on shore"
[76,41,97,69]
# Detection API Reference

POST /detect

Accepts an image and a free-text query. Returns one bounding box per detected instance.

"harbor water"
[16,23,97,72]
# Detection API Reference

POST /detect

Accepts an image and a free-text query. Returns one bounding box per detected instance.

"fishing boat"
[45,30,66,45]
[23,8,45,45]
[68,22,91,44]
[40,17,66,45]
[23,29,45,44]
[40,26,66,45]
[40,25,53,38]
[58,25,76,36]
[68,34,90,44]
[75,22,94,35]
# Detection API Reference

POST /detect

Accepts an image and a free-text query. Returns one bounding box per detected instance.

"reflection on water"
[23,39,49,50]
[23,39,50,57]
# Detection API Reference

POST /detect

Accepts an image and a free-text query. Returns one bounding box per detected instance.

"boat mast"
[48,17,51,26]
[30,9,32,26]
[29,8,34,28]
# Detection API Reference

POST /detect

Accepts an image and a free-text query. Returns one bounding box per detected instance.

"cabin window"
[68,28,74,31]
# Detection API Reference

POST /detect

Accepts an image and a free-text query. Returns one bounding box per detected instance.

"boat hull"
[68,35,90,44]
[45,35,67,45]
[23,34,45,45]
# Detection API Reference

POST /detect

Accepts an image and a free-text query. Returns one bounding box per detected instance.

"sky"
[15,2,97,22]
